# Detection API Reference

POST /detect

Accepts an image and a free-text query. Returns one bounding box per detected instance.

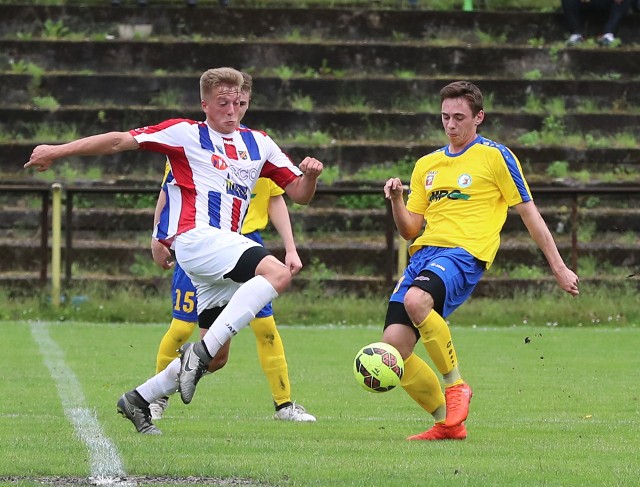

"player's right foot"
[117,392,161,434]
[407,423,467,441]
[444,382,473,427]
[178,343,208,404]
[149,396,169,420]
[273,402,317,422]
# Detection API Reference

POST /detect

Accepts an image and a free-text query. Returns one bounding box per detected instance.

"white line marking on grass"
[30,321,134,486]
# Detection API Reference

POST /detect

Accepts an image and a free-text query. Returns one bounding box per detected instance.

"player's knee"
[381,326,415,359]
[169,318,196,342]
[262,262,292,293]
[250,316,277,336]
[403,287,434,323]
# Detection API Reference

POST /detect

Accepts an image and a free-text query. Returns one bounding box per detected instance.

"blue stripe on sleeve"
[483,137,531,202]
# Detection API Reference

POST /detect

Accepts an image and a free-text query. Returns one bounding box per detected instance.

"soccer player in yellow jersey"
[149,74,315,422]
[382,81,579,441]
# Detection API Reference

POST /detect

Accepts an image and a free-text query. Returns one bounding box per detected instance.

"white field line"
[30,321,134,486]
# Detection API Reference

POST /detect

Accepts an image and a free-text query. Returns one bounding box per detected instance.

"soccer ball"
[353,342,404,393]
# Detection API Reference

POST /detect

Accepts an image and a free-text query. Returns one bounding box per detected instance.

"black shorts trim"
[383,270,447,341]
[198,305,226,329]
[410,270,445,317]
[223,245,271,283]
[384,301,419,341]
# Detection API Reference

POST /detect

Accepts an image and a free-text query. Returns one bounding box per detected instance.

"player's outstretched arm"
[268,195,302,276]
[515,200,579,296]
[284,157,323,205]
[24,131,139,172]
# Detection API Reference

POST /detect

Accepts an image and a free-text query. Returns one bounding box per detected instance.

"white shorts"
[174,227,261,313]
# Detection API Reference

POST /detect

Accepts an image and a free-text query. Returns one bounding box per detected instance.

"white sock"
[201,275,278,358]
[136,357,180,403]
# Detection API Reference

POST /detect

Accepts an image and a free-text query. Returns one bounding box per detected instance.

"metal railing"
[61,184,397,285]
[2,183,640,302]
[0,185,50,284]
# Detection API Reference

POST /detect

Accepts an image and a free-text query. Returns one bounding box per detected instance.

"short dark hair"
[241,72,253,95]
[440,81,483,116]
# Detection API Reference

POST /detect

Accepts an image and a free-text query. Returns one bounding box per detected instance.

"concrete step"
[2,235,638,276]
[5,141,640,181]
[3,205,640,234]
[3,39,640,77]
[4,73,640,109]
[5,106,640,141]
[1,5,639,45]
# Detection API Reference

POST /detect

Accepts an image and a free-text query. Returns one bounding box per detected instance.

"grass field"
[1,320,638,486]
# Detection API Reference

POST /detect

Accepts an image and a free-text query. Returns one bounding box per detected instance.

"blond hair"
[199,67,244,100]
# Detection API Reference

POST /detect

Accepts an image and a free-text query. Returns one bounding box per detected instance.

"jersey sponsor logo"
[458,174,472,188]
[225,179,249,199]
[429,189,470,202]
[228,164,259,182]
[211,153,229,170]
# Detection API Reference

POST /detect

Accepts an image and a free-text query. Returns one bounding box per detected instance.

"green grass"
[2,281,640,326]
[0,321,638,486]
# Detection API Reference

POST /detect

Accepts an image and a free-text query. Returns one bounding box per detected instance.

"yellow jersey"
[241,177,284,234]
[406,136,532,267]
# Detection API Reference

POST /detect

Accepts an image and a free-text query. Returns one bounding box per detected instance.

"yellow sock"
[250,316,291,407]
[416,310,462,385]
[155,318,197,373]
[400,353,446,422]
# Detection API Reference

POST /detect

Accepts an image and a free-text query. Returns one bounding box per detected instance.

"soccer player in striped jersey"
[25,67,323,434]
[382,81,579,441]
[149,73,315,423]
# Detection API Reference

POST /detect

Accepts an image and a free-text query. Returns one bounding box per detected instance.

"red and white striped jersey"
[131,118,301,245]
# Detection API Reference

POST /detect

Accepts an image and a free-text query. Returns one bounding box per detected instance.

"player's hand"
[555,266,579,296]
[24,145,56,172]
[384,178,404,200]
[151,238,174,270]
[299,157,323,179]
[284,250,303,276]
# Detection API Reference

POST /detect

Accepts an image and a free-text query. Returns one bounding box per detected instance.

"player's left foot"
[407,422,467,441]
[178,343,209,404]
[273,402,317,422]
[117,392,161,435]
[444,382,473,427]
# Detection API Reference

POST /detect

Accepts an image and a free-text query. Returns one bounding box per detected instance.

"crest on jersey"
[457,174,472,188]
[211,153,229,171]
[425,171,437,190]
[239,150,248,160]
